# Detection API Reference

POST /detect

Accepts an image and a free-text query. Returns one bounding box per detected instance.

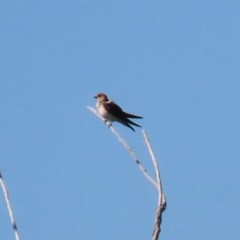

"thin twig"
[142,130,162,204]
[0,170,21,240]
[142,130,167,240]
[87,106,158,189]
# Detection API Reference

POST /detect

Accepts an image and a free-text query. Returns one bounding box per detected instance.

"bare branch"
[151,202,167,240]
[0,170,21,240]
[142,129,167,240]
[87,106,158,189]
[88,106,167,239]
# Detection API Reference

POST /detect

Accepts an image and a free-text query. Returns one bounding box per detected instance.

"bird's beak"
[94,95,97,99]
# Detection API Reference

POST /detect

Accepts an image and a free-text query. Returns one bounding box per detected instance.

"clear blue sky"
[1,0,240,239]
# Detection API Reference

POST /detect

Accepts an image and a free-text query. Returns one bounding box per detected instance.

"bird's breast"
[97,104,117,121]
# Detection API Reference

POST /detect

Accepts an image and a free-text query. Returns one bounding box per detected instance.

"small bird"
[94,93,143,131]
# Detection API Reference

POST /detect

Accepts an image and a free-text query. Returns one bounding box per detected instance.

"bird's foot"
[104,119,112,128]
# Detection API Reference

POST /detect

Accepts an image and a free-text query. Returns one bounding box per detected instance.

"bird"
[94,93,143,131]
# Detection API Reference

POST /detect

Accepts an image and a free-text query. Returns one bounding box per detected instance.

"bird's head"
[94,93,109,101]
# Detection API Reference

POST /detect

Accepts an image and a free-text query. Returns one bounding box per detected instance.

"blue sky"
[1,0,240,239]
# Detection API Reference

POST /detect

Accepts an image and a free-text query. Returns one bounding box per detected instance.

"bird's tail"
[124,112,143,119]
[126,118,141,128]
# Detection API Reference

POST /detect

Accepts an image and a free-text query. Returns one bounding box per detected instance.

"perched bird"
[94,93,143,131]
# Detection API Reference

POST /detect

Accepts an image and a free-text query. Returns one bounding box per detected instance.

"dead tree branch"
[0,169,21,240]
[142,130,167,240]
[88,106,167,239]
[87,106,158,189]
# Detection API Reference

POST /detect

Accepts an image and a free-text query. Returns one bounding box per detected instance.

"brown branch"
[152,201,167,240]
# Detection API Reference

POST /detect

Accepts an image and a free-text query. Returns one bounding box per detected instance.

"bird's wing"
[103,100,124,117]
[104,101,143,119]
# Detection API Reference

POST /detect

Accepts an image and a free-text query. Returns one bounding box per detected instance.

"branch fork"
[87,106,167,240]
